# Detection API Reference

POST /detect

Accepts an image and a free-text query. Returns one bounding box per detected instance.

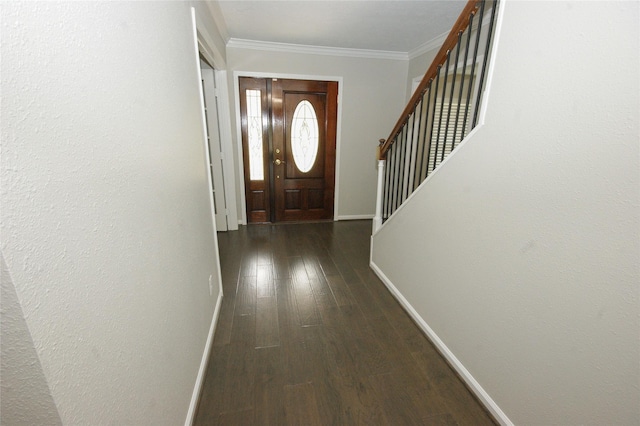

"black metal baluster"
[392,143,400,218]
[387,143,395,217]
[453,20,473,151]
[398,124,408,206]
[420,81,435,182]
[462,0,485,140]
[416,85,430,186]
[472,0,498,127]
[392,134,401,214]
[443,32,463,162]
[435,53,450,169]
[409,99,422,191]
[426,67,441,176]
[413,92,426,190]
[397,128,405,210]
[405,122,412,203]
[389,147,396,219]
[382,145,391,221]
[404,111,415,201]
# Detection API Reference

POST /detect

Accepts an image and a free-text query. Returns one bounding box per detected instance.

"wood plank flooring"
[194,220,495,425]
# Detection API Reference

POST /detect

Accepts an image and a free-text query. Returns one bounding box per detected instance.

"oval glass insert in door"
[290,100,319,173]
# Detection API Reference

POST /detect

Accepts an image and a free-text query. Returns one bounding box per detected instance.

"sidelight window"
[246,90,264,180]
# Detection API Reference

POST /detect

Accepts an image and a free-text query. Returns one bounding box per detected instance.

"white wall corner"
[204,0,230,44]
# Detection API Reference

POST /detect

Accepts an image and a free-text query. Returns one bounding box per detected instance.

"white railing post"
[373,141,386,233]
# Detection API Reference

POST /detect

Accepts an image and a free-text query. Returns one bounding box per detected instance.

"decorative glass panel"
[246,90,264,180]
[291,100,319,173]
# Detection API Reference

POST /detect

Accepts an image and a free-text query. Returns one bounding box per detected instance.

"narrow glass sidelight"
[246,89,264,180]
[291,100,319,173]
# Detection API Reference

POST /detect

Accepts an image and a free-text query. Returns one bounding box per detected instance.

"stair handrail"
[378,0,482,161]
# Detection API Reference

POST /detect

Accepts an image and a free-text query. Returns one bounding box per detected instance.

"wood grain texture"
[194,220,496,425]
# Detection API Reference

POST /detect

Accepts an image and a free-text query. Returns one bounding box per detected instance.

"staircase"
[373,0,499,232]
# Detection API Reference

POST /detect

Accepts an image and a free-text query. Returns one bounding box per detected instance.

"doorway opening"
[239,77,338,223]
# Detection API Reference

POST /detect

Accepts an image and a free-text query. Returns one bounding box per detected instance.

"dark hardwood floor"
[194,220,495,425]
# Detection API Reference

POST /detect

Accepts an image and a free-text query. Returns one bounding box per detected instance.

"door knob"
[274,159,285,165]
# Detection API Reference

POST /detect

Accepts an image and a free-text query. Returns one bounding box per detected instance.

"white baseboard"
[184,292,223,426]
[368,260,513,426]
[336,214,375,220]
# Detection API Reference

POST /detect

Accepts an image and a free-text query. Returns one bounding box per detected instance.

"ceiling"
[212,1,468,53]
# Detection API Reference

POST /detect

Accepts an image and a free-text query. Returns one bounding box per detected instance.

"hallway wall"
[372,1,640,424]
[1,2,225,424]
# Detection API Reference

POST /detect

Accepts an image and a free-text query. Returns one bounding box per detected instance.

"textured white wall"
[1,254,62,425]
[226,48,408,220]
[1,2,223,424]
[372,1,639,424]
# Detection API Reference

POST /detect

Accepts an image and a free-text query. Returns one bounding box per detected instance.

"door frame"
[200,58,228,230]
[194,18,239,231]
[233,71,343,225]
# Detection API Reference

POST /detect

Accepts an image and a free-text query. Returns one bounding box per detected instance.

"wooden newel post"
[373,139,386,233]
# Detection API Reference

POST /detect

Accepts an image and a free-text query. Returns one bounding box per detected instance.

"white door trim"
[201,62,228,231]
[193,9,238,231]
[214,70,238,230]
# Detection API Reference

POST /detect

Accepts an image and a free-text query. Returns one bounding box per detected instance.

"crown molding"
[408,9,494,60]
[409,31,449,60]
[226,38,409,61]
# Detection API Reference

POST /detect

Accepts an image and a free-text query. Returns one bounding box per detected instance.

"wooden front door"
[239,77,338,223]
